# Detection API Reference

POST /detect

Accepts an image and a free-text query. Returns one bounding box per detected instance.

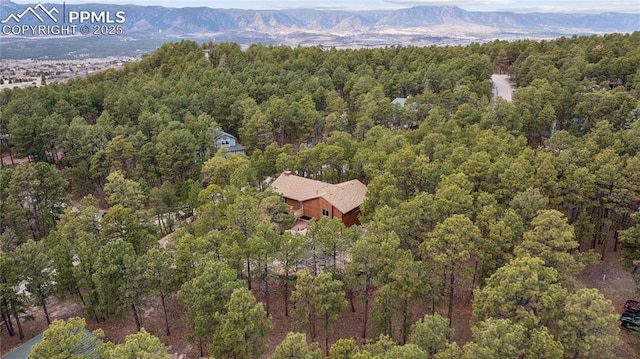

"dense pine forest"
[1,32,640,358]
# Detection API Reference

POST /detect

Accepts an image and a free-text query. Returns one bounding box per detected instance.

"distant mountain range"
[1,0,639,59]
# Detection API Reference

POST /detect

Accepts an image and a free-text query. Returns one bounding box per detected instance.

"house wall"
[333,209,342,222]
[285,198,300,210]
[341,207,361,227]
[216,133,237,148]
[301,198,360,226]
[303,197,333,220]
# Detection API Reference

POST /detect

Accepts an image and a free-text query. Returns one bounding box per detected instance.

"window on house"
[322,209,330,217]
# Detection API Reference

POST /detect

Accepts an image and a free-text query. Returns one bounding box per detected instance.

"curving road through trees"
[491,74,515,102]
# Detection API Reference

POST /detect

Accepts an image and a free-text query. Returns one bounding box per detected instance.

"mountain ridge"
[1,1,638,59]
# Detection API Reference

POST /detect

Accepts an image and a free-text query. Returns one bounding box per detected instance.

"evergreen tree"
[179,258,242,357]
[212,287,273,359]
[107,329,170,359]
[28,317,108,359]
[271,332,323,359]
[409,313,452,358]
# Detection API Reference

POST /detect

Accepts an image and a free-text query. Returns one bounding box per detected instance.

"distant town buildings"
[0,57,136,90]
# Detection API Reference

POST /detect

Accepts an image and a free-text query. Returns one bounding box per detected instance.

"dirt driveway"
[576,250,640,357]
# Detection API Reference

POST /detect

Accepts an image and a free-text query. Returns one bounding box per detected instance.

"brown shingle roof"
[270,172,367,214]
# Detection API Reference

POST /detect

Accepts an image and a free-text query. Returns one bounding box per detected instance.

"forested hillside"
[1,32,640,358]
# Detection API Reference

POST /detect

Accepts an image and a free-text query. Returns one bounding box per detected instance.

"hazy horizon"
[6,0,640,13]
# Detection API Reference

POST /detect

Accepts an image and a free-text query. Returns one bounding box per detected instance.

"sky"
[8,0,640,13]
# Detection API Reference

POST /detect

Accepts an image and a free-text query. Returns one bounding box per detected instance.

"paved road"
[491,74,514,102]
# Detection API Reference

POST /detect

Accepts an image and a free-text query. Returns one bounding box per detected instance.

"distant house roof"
[216,131,246,155]
[1,329,99,359]
[227,144,246,154]
[391,97,406,106]
[270,172,367,214]
[1,333,44,359]
[221,132,236,139]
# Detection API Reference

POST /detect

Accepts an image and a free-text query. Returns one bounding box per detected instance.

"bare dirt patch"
[0,294,197,358]
[6,251,632,358]
[1,281,473,358]
[0,296,81,356]
[576,250,640,358]
[254,282,473,357]
[0,152,29,167]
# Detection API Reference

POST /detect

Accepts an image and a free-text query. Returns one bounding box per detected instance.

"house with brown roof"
[270,171,367,227]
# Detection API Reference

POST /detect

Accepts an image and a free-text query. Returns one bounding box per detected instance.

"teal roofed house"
[391,97,406,107]
[216,131,246,155]
[1,333,45,359]
[1,328,101,359]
